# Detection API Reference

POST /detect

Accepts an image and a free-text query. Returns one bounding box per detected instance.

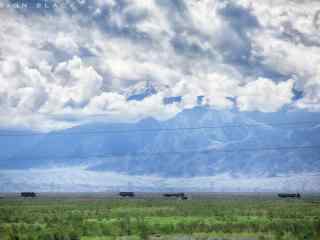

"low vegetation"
[0,195,319,240]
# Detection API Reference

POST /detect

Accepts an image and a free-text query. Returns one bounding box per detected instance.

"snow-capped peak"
[123,81,169,101]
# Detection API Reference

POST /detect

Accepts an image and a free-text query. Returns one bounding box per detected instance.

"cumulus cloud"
[84,91,180,122]
[54,32,79,54]
[0,0,319,130]
[237,78,294,112]
[94,0,116,8]
[245,0,320,109]
[54,56,103,101]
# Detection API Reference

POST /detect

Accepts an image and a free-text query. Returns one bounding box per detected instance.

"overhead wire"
[0,121,319,137]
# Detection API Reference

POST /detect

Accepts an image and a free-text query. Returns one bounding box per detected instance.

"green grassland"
[0,196,320,240]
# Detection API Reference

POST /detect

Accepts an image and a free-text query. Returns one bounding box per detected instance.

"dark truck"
[119,192,135,197]
[278,193,301,199]
[163,192,188,200]
[21,192,37,198]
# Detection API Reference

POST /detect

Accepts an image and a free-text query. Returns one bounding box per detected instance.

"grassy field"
[0,194,320,240]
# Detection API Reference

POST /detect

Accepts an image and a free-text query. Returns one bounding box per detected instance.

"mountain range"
[1,107,319,178]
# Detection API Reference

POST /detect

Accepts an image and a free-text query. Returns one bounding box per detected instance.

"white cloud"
[16,87,48,113]
[95,0,116,8]
[246,0,320,110]
[85,92,127,113]
[237,78,293,112]
[237,78,294,112]
[84,91,181,122]
[55,32,79,54]
[296,83,320,111]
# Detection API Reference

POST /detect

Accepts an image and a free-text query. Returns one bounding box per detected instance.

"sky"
[0,0,319,131]
[1,0,320,192]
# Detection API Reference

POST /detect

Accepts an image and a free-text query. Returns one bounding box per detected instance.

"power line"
[7,145,320,161]
[0,121,319,137]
